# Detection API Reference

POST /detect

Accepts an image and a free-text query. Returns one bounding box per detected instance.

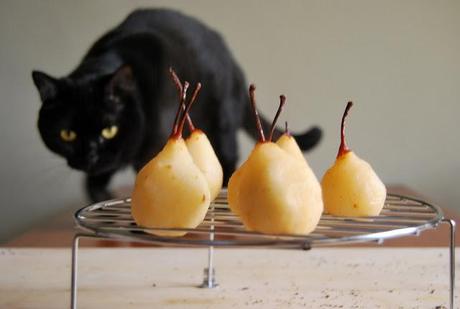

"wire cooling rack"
[75,190,443,249]
[71,190,456,309]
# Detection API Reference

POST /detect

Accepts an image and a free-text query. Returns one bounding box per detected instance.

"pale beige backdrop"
[0,0,459,242]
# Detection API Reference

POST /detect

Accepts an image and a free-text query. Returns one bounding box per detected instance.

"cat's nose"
[87,141,99,166]
[87,152,98,166]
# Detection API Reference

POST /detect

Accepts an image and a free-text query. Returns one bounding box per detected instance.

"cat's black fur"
[32,9,322,202]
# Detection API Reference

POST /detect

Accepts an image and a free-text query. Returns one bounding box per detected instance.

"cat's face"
[32,67,144,175]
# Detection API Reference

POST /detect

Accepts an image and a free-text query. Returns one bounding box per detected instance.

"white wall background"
[0,0,459,242]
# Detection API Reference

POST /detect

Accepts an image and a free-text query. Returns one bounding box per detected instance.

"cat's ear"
[32,71,59,102]
[107,65,136,96]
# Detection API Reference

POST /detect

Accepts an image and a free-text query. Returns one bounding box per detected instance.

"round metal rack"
[75,191,443,249]
[70,190,456,309]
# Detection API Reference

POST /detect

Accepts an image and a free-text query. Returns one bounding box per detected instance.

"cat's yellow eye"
[101,125,118,139]
[60,129,77,142]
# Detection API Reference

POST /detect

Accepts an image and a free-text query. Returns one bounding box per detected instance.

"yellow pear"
[227,155,250,217]
[186,129,223,201]
[230,143,323,235]
[276,133,306,163]
[228,86,323,235]
[270,97,309,165]
[276,120,310,165]
[169,69,224,201]
[321,102,386,217]
[131,81,210,236]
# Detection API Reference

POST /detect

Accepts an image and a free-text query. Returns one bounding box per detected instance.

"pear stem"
[171,82,189,137]
[181,83,201,132]
[249,84,265,142]
[169,67,182,94]
[169,67,195,132]
[285,121,291,136]
[183,110,195,132]
[177,82,200,137]
[268,95,286,142]
[180,105,196,132]
[337,101,353,158]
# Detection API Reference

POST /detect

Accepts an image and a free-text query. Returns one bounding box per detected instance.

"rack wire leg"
[200,245,217,288]
[201,203,217,288]
[200,241,217,288]
[70,235,80,309]
[442,219,456,309]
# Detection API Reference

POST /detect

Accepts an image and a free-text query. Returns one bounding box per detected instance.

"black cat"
[32,9,322,202]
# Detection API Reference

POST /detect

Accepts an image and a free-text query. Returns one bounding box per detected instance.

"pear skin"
[131,78,211,237]
[169,69,224,201]
[322,151,386,216]
[321,101,386,217]
[132,138,210,236]
[276,133,309,164]
[228,86,323,235]
[227,155,250,217]
[229,143,323,235]
[186,129,223,201]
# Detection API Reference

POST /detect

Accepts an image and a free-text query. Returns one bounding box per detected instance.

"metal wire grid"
[75,191,444,249]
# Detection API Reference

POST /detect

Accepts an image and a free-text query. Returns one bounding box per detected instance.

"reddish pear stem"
[176,81,199,138]
[169,67,195,132]
[268,95,286,141]
[169,67,182,94]
[285,121,291,136]
[171,82,189,137]
[180,106,196,132]
[181,83,201,132]
[249,84,266,142]
[184,111,195,132]
[337,101,353,158]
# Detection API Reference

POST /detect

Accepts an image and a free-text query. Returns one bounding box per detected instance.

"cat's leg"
[85,172,115,202]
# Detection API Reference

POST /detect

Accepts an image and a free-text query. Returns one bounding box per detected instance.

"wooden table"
[2,185,458,308]
[0,247,457,308]
[6,185,460,247]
